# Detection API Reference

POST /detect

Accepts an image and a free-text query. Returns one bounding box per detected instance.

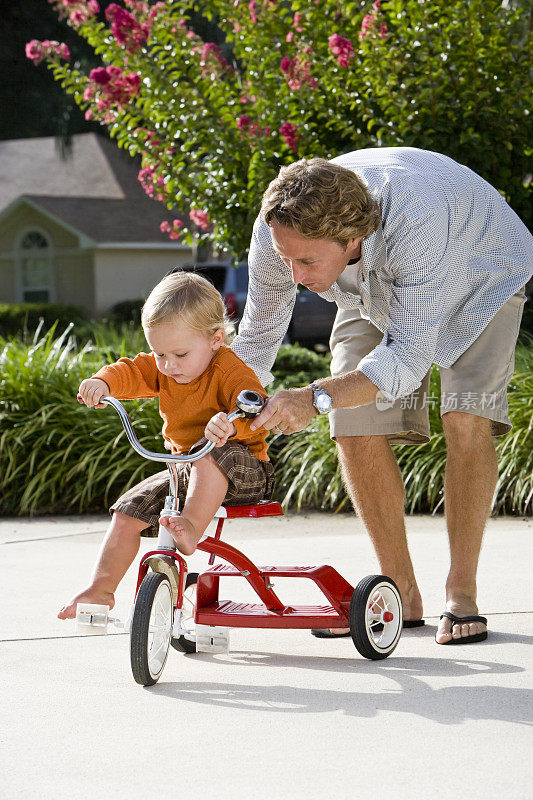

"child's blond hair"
[141,270,234,341]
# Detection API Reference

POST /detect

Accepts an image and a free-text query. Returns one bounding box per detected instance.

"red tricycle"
[76,390,403,685]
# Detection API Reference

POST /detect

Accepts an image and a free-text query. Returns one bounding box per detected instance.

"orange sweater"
[93,346,269,461]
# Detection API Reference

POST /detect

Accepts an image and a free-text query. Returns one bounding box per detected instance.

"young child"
[58,271,273,620]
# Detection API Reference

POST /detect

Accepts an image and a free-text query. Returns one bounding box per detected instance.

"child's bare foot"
[57,587,115,620]
[159,515,201,556]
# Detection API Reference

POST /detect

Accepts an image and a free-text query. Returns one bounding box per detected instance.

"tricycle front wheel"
[350,575,403,660]
[130,572,173,685]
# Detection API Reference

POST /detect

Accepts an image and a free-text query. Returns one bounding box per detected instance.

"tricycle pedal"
[76,603,111,634]
[76,603,129,634]
[195,624,230,654]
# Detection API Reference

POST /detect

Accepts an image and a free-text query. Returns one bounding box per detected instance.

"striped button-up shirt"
[232,147,532,401]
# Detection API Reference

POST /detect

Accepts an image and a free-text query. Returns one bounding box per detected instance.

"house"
[0,133,194,315]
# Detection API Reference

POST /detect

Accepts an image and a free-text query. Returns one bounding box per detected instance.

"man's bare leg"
[436,412,495,643]
[58,511,148,619]
[329,435,423,633]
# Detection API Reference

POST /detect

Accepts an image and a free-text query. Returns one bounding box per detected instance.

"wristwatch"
[308,383,333,415]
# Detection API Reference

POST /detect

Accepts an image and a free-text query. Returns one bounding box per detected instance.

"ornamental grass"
[0,328,531,516]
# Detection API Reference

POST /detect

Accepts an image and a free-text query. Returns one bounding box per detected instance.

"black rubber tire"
[349,574,403,660]
[171,572,199,654]
[130,572,173,685]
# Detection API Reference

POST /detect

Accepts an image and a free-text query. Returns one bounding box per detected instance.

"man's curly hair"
[261,157,381,247]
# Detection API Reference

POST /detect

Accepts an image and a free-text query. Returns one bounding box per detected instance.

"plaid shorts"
[109,439,275,537]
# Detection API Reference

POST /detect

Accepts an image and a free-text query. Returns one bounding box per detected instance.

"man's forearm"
[314,370,380,409]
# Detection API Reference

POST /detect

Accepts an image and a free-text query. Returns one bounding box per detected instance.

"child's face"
[144,320,224,384]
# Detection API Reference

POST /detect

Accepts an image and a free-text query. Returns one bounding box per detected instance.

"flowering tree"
[27,0,532,257]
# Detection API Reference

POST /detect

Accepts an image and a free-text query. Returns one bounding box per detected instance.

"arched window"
[18,230,53,303]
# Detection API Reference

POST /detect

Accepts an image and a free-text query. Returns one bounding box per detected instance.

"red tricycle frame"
[134,501,353,631]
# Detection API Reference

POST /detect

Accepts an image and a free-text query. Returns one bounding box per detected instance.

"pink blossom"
[47,0,99,25]
[85,109,93,120]
[106,3,149,51]
[279,122,300,152]
[25,38,70,65]
[280,55,316,90]
[292,13,303,31]
[148,2,166,23]
[140,160,171,204]
[193,42,232,75]
[163,219,184,240]
[360,3,388,39]
[360,14,374,37]
[90,66,110,85]
[189,209,211,231]
[328,33,354,67]
[25,40,44,64]
[87,65,141,115]
[123,0,149,13]
[248,0,257,23]
[237,115,270,142]
[286,32,294,42]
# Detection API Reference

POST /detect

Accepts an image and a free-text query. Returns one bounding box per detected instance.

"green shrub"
[0,302,87,339]
[0,328,531,516]
[107,299,144,326]
[0,325,162,516]
[270,344,331,390]
[271,349,533,515]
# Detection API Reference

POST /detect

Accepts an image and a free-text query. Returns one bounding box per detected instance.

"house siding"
[93,248,191,314]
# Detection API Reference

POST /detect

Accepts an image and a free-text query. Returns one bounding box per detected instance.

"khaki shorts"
[110,440,275,537]
[329,289,527,443]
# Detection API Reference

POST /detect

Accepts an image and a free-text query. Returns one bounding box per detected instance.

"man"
[231,147,532,645]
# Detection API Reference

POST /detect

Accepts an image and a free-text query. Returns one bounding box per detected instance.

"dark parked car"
[183,261,337,348]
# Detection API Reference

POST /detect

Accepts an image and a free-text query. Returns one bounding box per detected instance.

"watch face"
[315,390,332,413]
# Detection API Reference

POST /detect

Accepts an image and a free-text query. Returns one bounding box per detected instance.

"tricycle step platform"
[197,600,349,629]
[206,564,325,577]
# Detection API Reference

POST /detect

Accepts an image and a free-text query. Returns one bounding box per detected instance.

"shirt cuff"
[357,343,425,402]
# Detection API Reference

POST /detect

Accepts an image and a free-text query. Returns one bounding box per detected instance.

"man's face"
[270,222,362,293]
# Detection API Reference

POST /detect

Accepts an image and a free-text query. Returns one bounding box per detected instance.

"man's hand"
[205,412,236,447]
[77,378,110,408]
[249,388,316,435]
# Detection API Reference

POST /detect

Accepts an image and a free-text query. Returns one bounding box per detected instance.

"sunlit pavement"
[2,512,532,800]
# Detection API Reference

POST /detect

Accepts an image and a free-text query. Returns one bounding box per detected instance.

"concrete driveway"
[1,512,532,799]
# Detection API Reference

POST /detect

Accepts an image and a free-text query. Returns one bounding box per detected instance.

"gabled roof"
[0,133,186,244]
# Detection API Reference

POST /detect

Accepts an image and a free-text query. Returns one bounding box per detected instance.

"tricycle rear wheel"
[171,572,199,654]
[350,575,403,660]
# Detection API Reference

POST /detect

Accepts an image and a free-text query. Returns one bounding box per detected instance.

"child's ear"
[211,328,225,350]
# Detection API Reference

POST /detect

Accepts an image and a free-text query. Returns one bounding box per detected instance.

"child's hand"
[205,412,236,447]
[77,378,110,409]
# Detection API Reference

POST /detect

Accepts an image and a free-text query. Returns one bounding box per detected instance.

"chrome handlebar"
[100,389,265,464]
